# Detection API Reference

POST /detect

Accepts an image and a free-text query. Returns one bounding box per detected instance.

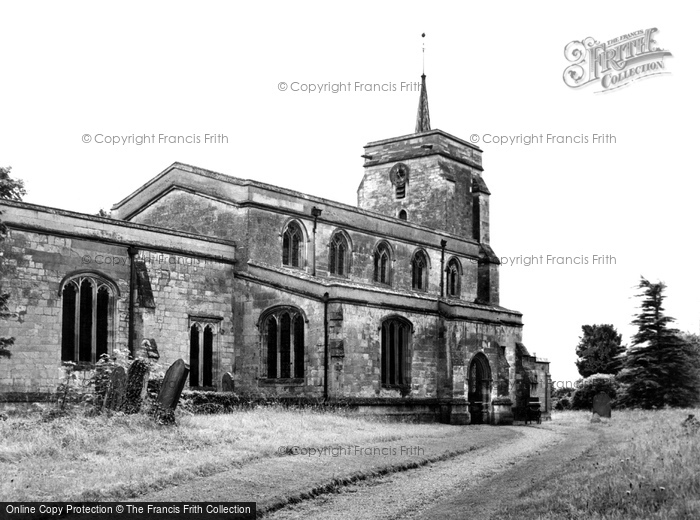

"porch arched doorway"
[468,353,492,424]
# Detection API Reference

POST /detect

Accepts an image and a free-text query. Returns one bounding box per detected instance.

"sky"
[1,1,698,385]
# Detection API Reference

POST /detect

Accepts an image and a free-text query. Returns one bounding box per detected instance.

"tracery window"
[260,307,305,379]
[446,257,462,298]
[329,232,350,276]
[61,273,117,363]
[373,242,392,285]
[189,318,219,387]
[282,221,304,268]
[381,317,412,387]
[411,250,429,291]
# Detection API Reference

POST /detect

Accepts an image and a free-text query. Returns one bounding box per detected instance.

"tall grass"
[501,409,700,519]
[0,405,451,502]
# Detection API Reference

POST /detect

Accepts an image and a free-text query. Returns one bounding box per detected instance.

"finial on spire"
[415,33,431,133]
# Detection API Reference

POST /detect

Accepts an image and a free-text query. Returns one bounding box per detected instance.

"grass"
[0,405,454,502]
[497,409,700,519]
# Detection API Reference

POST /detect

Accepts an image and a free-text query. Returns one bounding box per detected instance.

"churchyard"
[1,402,698,518]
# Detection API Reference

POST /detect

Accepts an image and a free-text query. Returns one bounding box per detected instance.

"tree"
[570,373,618,410]
[0,166,26,358]
[575,324,625,377]
[617,277,700,409]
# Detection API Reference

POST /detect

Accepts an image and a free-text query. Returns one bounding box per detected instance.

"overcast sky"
[2,1,698,385]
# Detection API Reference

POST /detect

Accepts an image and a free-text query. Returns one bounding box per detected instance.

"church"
[0,74,550,424]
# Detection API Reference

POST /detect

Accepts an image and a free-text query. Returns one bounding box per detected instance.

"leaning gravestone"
[104,366,127,411]
[222,372,234,392]
[592,391,612,419]
[154,359,190,424]
[122,359,150,414]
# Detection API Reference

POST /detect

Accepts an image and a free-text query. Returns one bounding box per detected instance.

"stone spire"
[415,73,431,133]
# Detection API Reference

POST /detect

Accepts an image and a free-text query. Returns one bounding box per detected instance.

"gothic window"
[329,231,350,277]
[61,274,116,363]
[381,317,412,387]
[282,221,304,268]
[446,257,462,298]
[189,318,219,387]
[373,242,392,285]
[411,250,429,291]
[398,210,407,221]
[261,307,305,379]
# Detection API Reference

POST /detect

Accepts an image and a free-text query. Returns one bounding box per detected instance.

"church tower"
[357,74,491,244]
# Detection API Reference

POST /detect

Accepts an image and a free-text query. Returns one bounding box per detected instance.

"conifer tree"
[617,277,700,408]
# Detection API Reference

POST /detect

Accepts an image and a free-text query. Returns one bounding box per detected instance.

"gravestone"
[154,359,190,424]
[104,366,127,411]
[122,359,149,414]
[592,392,612,419]
[222,372,234,392]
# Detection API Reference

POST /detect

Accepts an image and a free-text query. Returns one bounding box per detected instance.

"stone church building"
[0,76,550,423]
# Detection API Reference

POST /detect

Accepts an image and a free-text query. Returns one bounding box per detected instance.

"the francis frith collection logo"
[563,28,672,92]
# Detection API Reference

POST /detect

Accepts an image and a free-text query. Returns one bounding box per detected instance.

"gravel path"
[266,423,595,520]
[135,425,518,512]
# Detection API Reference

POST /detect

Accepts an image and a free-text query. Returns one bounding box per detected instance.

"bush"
[554,397,571,411]
[571,373,618,410]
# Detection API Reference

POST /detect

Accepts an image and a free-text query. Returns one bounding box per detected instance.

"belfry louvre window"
[381,318,412,387]
[61,274,116,363]
[412,250,429,291]
[261,307,305,379]
[329,232,349,276]
[373,242,391,285]
[282,222,303,268]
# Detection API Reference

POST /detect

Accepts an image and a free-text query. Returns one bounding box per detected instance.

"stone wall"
[0,201,235,396]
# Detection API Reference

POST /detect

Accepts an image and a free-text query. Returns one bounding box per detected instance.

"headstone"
[104,366,127,411]
[154,359,190,424]
[592,392,612,419]
[222,372,234,392]
[122,359,149,414]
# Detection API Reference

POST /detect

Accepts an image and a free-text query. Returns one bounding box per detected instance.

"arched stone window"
[260,306,306,379]
[329,231,350,277]
[446,257,462,298]
[398,209,407,221]
[189,318,219,387]
[60,273,118,363]
[380,317,412,387]
[282,221,304,268]
[411,250,429,291]
[373,242,392,285]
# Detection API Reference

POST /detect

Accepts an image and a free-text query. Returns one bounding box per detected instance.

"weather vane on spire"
[415,32,431,133]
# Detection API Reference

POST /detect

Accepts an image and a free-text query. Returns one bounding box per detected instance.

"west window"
[61,273,117,363]
[261,307,305,379]
[381,317,412,387]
